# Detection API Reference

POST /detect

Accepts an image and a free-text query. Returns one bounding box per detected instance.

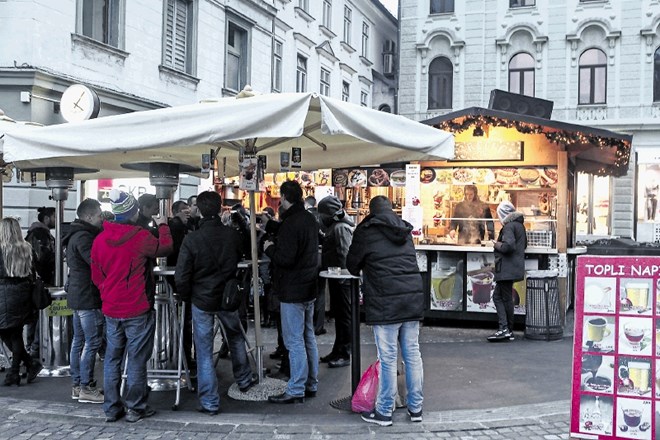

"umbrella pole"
[249,190,263,381]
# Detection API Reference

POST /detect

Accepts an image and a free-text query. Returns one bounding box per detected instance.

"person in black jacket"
[175,191,255,416]
[347,196,424,426]
[488,201,527,342]
[317,196,354,368]
[264,180,319,404]
[63,198,105,403]
[0,218,41,386]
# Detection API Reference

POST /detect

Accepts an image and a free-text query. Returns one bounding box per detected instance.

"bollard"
[38,288,73,376]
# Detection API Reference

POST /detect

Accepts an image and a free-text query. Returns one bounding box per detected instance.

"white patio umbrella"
[2,91,454,383]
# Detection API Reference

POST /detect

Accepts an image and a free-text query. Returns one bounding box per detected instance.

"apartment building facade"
[397,0,660,242]
[0,0,397,225]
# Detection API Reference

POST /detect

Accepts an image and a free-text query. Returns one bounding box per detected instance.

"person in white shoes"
[487,201,527,342]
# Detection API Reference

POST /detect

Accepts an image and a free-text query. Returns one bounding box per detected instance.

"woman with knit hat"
[487,201,527,342]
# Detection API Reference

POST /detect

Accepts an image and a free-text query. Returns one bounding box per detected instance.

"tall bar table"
[319,269,361,411]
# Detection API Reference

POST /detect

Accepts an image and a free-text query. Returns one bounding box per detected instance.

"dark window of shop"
[578,48,607,105]
[654,47,660,102]
[225,22,249,92]
[81,0,122,47]
[508,53,535,97]
[428,57,453,110]
[430,0,454,14]
[509,0,535,7]
[163,0,196,74]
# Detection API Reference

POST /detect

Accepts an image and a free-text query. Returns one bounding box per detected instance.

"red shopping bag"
[351,360,380,413]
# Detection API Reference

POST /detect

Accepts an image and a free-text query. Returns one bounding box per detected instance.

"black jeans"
[328,279,351,359]
[493,280,514,331]
[0,326,32,374]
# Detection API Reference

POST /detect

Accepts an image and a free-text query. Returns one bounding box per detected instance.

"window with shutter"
[163,0,195,74]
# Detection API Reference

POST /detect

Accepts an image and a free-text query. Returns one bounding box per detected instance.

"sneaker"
[105,409,125,423]
[125,406,156,423]
[487,329,512,342]
[361,410,392,427]
[408,409,423,422]
[71,385,80,400]
[78,385,104,404]
[508,332,515,341]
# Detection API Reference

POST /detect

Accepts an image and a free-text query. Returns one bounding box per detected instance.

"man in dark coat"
[264,180,319,404]
[317,196,354,368]
[63,198,105,403]
[175,191,255,416]
[347,196,424,426]
[488,201,527,342]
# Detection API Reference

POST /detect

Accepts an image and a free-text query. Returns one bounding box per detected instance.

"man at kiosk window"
[449,185,494,245]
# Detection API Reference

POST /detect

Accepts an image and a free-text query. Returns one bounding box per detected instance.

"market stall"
[415,107,632,324]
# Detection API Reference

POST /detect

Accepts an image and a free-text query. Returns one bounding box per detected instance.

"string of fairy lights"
[437,114,631,177]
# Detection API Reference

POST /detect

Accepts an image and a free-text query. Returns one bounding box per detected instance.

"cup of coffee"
[623,322,647,352]
[586,317,610,342]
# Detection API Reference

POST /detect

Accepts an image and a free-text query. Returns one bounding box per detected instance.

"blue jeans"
[70,309,104,386]
[280,300,318,396]
[103,311,155,417]
[192,304,253,411]
[372,321,424,417]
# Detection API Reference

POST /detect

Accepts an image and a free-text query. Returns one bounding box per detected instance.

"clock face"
[60,84,100,122]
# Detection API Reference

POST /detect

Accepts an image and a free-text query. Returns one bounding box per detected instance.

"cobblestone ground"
[0,398,570,440]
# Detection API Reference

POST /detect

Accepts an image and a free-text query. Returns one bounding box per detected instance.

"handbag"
[221,277,242,312]
[351,359,380,413]
[31,276,52,310]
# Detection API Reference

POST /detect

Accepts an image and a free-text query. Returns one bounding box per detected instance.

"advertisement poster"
[571,256,659,440]
[239,157,259,191]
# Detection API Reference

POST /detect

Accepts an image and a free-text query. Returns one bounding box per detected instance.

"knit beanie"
[109,189,139,222]
[369,195,393,214]
[496,201,516,221]
[318,196,344,217]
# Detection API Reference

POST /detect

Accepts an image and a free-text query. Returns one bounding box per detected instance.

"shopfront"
[415,108,632,323]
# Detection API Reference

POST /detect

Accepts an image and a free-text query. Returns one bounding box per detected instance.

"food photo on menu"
[578,394,613,436]
[619,278,653,316]
[615,396,653,439]
[655,363,660,399]
[656,318,660,357]
[582,315,615,354]
[583,276,616,314]
[618,317,653,356]
[580,353,615,394]
[617,356,653,397]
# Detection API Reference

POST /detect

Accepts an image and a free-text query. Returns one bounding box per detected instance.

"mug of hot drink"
[620,405,643,429]
[470,272,493,304]
[620,361,651,394]
[623,322,647,352]
[586,317,610,342]
[625,282,649,310]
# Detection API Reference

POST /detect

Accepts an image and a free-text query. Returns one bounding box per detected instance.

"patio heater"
[19,166,98,377]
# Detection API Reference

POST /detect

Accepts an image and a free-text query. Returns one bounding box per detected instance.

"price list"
[571,256,660,439]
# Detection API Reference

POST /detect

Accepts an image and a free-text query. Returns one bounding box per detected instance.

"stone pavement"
[0,314,576,439]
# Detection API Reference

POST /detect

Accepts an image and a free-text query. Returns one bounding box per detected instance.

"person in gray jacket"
[487,201,527,342]
[317,196,354,368]
[63,198,105,403]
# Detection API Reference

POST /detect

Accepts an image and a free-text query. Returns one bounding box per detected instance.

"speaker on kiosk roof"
[488,89,554,119]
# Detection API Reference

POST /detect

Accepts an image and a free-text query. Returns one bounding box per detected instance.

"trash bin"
[524,270,563,341]
[38,288,73,376]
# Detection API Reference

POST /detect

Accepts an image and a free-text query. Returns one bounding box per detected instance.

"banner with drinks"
[571,256,659,440]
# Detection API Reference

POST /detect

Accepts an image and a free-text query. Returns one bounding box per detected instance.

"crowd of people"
[3,179,533,427]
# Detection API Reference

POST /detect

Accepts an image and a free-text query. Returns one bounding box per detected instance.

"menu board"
[571,256,659,440]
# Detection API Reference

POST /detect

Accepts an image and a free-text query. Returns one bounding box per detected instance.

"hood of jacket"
[360,211,413,246]
[280,201,306,221]
[98,221,143,247]
[502,211,525,225]
[62,219,102,246]
[27,221,50,233]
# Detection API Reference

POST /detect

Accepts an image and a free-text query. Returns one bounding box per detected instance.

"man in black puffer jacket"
[488,201,527,342]
[63,198,105,403]
[347,196,424,427]
[264,180,319,404]
[175,191,255,415]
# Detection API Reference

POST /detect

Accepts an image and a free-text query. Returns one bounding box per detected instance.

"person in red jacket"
[91,189,173,423]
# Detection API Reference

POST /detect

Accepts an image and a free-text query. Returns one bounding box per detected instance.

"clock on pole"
[60,84,101,122]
